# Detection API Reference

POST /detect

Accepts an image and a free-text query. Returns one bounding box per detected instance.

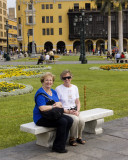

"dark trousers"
[37,59,44,64]
[36,114,73,150]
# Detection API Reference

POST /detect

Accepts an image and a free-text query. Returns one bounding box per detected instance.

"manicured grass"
[58,55,104,61]
[1,63,128,149]
[12,55,106,62]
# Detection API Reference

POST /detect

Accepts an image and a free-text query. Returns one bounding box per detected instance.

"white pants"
[65,113,85,138]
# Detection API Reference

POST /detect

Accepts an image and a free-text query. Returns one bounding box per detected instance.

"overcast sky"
[7,0,16,9]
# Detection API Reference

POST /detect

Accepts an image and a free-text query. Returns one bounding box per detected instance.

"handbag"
[35,92,64,120]
[70,106,77,110]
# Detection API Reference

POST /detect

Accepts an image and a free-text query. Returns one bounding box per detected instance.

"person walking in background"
[55,70,85,146]
[37,53,45,64]
[115,52,120,63]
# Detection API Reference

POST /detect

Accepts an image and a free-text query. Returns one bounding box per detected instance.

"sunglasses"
[62,76,71,80]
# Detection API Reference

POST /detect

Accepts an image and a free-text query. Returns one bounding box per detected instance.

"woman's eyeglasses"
[62,76,71,80]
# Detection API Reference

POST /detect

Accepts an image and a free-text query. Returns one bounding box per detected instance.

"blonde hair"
[40,72,55,83]
[60,70,72,80]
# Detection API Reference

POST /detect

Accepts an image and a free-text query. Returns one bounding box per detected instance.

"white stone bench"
[20,108,113,147]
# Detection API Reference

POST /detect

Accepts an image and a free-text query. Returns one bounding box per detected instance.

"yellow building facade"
[0,0,7,51]
[16,0,128,53]
[16,0,98,53]
[8,19,18,52]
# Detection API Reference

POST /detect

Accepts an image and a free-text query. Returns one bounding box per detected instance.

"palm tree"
[115,0,128,53]
[95,0,112,54]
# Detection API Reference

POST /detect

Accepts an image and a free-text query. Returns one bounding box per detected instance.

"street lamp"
[100,29,107,54]
[5,20,9,54]
[73,10,92,64]
[30,0,36,57]
[27,32,30,54]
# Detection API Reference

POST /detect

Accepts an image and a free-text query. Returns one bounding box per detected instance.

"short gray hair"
[60,70,72,80]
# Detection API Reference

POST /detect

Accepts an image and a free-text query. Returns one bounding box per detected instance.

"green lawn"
[1,63,128,149]
[12,54,106,62]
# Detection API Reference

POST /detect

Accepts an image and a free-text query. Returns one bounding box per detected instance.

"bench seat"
[116,58,128,63]
[20,108,113,147]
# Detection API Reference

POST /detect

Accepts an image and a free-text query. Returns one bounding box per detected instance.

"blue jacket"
[33,87,59,123]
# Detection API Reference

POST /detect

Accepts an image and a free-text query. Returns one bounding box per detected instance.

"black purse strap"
[35,92,54,104]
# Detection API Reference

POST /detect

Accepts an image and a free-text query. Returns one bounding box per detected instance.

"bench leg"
[84,119,104,135]
[36,130,56,147]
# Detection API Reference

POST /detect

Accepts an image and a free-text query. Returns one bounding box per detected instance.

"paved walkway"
[0,117,128,160]
[0,59,114,65]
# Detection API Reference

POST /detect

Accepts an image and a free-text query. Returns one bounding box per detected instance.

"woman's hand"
[53,102,62,108]
[70,110,79,116]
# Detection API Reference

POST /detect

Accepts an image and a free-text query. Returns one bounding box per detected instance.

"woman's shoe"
[69,138,77,146]
[52,148,68,153]
[76,138,86,144]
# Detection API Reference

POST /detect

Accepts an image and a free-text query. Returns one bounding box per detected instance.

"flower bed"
[0,81,33,97]
[89,64,128,71]
[0,65,51,97]
[0,65,51,80]
[100,64,128,70]
[0,81,25,92]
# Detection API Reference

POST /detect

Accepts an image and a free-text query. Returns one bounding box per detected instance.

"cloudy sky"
[7,0,16,8]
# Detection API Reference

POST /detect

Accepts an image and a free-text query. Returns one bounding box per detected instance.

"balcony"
[17,36,23,42]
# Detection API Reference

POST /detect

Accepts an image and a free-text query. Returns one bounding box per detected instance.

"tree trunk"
[118,10,123,53]
[108,16,111,54]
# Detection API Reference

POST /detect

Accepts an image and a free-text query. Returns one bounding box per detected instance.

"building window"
[4,32,6,37]
[18,17,21,24]
[74,3,79,11]
[46,16,49,23]
[28,4,32,10]
[29,16,33,23]
[51,28,54,35]
[111,15,115,21]
[47,28,49,35]
[97,3,102,10]
[19,29,21,36]
[58,4,61,9]
[85,3,90,10]
[59,28,62,35]
[1,31,3,37]
[46,4,49,9]
[13,26,17,30]
[42,16,45,23]
[42,29,45,35]
[28,29,33,36]
[3,10,6,15]
[3,3,6,9]
[59,16,62,23]
[50,16,53,23]
[42,4,45,9]
[0,24,2,29]
[9,25,12,29]
[50,4,53,9]
[96,16,103,22]
[18,5,20,10]
[111,3,114,9]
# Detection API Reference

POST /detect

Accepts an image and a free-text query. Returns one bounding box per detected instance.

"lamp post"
[73,10,92,64]
[30,0,36,57]
[100,28,107,54]
[5,20,9,54]
[27,32,30,54]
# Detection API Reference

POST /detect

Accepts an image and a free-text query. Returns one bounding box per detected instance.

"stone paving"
[0,117,128,160]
